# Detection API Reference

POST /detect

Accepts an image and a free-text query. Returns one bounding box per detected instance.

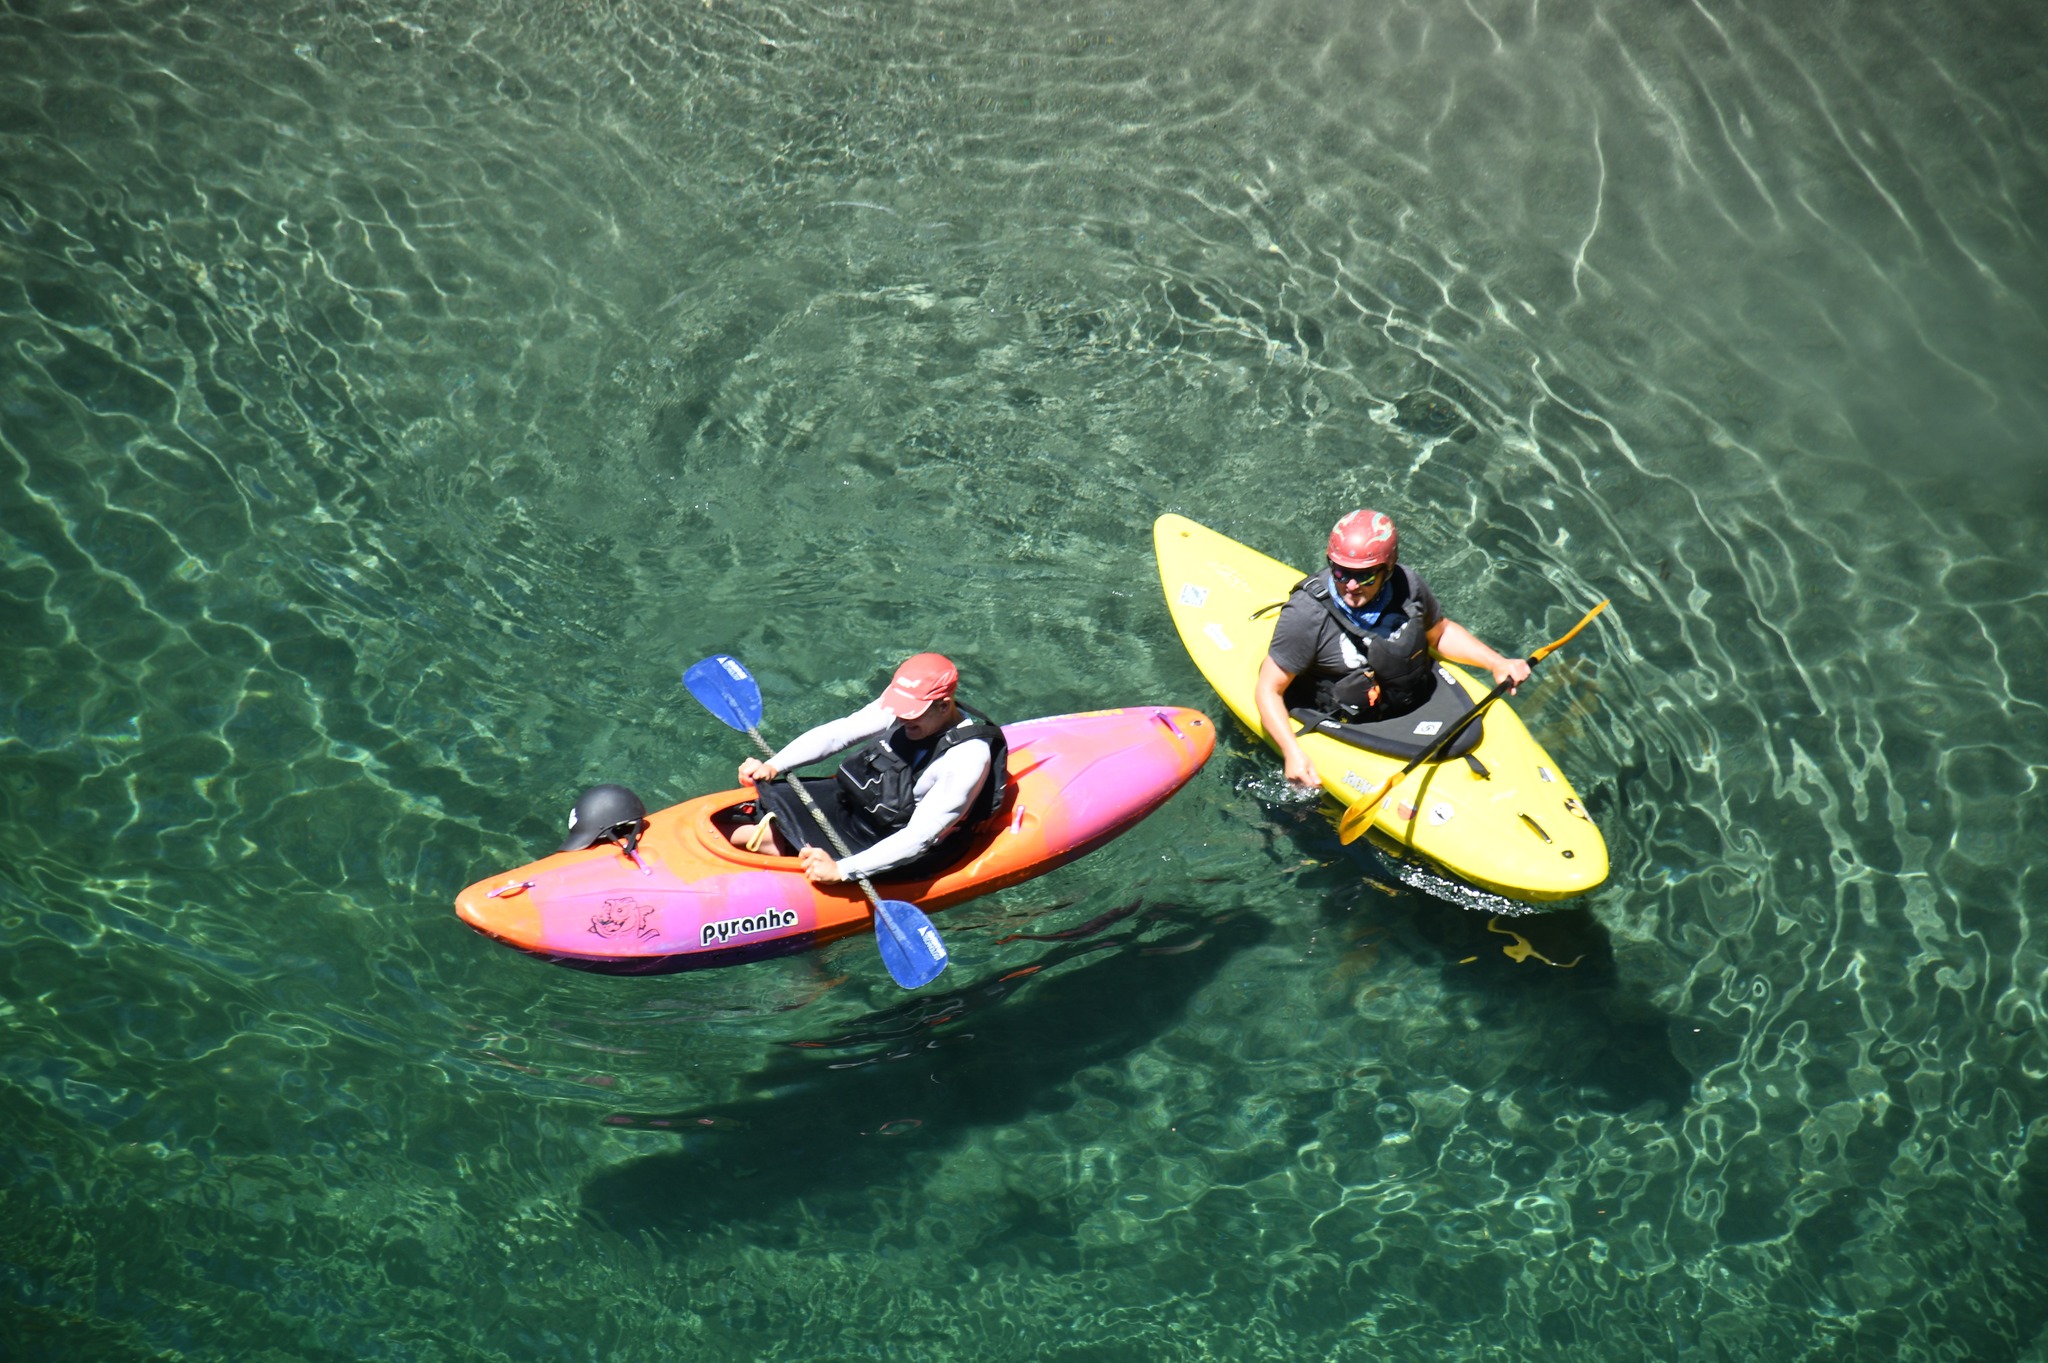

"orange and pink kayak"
[454,706,1216,973]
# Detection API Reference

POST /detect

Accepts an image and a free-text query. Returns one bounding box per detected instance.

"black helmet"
[559,783,647,852]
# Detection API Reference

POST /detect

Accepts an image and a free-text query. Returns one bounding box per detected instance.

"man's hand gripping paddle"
[684,655,949,988]
[1336,600,1610,846]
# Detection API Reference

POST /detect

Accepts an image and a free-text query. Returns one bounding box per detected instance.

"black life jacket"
[1290,570,1435,717]
[834,702,1008,831]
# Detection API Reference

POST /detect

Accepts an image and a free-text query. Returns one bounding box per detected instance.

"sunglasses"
[1329,561,1388,587]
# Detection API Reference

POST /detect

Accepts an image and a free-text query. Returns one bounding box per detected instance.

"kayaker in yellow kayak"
[725,653,1008,883]
[1254,509,1531,791]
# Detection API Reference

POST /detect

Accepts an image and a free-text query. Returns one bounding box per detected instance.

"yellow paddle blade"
[1530,598,1609,663]
[1337,772,1401,844]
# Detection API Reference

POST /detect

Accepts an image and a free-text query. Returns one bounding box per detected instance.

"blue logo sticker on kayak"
[701,907,800,948]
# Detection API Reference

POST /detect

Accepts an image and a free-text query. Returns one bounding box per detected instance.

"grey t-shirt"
[1266,566,1443,681]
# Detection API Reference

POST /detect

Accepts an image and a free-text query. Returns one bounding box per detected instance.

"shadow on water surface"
[1410,903,1704,1119]
[1253,796,1708,1121]
[583,903,1268,1243]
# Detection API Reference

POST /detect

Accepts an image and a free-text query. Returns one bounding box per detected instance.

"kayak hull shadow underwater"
[454,707,1216,974]
[582,902,1269,1242]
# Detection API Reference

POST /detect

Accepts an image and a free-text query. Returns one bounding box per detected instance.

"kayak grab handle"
[487,879,536,899]
[1152,710,1186,740]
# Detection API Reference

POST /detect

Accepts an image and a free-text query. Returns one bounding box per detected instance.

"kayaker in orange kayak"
[726,653,1008,884]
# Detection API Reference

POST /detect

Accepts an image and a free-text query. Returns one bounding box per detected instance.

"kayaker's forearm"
[769,703,892,771]
[1254,674,1303,766]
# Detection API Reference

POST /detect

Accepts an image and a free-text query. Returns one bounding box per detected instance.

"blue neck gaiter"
[1326,570,1395,632]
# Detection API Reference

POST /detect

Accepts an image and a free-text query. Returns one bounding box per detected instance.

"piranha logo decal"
[590,897,655,941]
[701,907,800,948]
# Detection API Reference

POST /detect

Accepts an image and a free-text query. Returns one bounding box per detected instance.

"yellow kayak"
[1153,514,1608,902]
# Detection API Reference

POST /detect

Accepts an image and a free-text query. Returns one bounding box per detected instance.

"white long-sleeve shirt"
[769,700,993,880]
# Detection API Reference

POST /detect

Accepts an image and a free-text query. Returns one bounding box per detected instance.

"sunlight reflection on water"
[2,0,2045,1357]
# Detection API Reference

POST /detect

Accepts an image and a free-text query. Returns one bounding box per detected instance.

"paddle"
[683,655,950,989]
[1336,599,1610,846]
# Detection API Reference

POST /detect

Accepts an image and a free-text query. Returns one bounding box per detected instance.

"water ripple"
[3,0,2046,1357]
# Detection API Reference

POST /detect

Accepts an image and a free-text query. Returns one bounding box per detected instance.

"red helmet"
[1326,509,1399,570]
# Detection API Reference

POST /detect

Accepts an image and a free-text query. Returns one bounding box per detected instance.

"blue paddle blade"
[683,655,764,733]
[872,898,948,988]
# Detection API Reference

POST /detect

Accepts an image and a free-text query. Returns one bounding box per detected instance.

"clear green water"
[4,0,2046,1358]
